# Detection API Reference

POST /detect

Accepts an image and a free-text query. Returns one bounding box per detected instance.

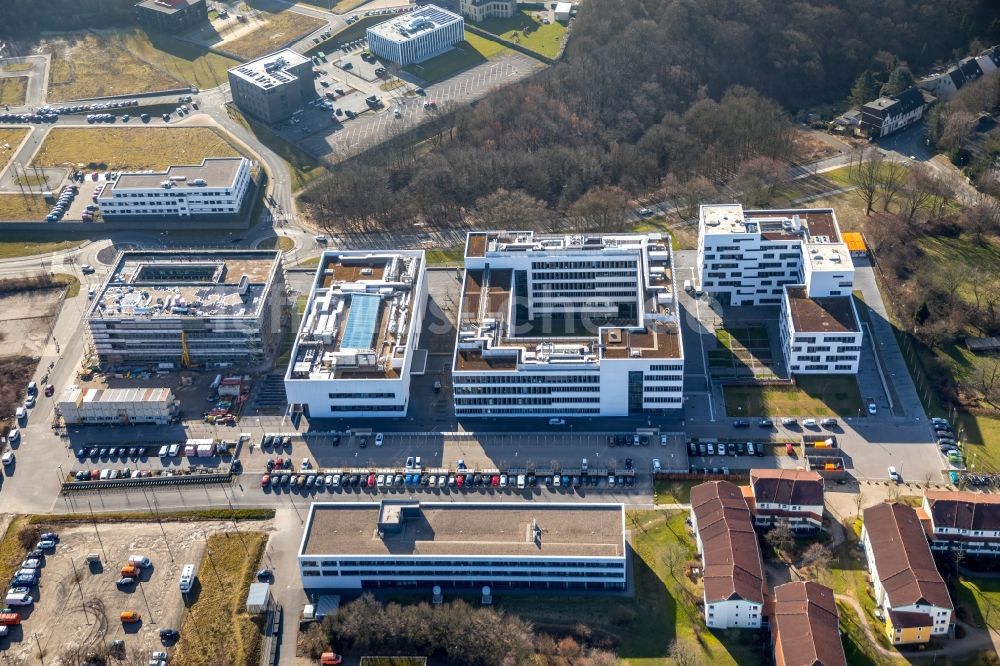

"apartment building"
[86,251,285,367]
[770,581,847,666]
[298,501,627,591]
[367,5,464,66]
[860,87,929,138]
[97,157,251,220]
[284,251,427,418]
[228,50,314,124]
[861,502,954,644]
[135,0,207,33]
[747,469,824,532]
[453,231,683,417]
[698,205,863,374]
[690,481,766,629]
[919,46,1000,100]
[921,491,1000,557]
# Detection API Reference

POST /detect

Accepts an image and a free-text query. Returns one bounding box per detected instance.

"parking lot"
[0,519,267,663]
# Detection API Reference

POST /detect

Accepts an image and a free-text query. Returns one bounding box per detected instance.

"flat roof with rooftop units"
[103,157,248,195]
[228,49,311,90]
[298,501,628,591]
[88,250,280,321]
[367,4,463,45]
[284,251,428,418]
[86,250,286,366]
[454,231,684,417]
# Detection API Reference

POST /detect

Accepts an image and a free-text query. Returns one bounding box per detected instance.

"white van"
[179,564,196,593]
[5,592,32,606]
[15,407,25,422]
[128,555,151,568]
[168,444,180,457]
[7,429,19,443]
[517,474,526,489]
[683,279,692,292]
[158,445,169,458]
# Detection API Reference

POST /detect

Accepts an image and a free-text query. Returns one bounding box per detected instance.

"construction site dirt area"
[0,518,273,664]
[0,286,63,357]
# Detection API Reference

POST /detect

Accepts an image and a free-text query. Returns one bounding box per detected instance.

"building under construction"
[86,250,286,368]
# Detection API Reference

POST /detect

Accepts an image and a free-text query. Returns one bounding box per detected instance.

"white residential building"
[690,481,765,630]
[366,5,464,66]
[748,469,825,531]
[458,0,515,22]
[285,251,427,418]
[861,502,954,644]
[922,491,1000,557]
[698,205,863,374]
[97,157,251,219]
[298,501,627,591]
[453,231,683,417]
[57,386,178,425]
[86,250,285,367]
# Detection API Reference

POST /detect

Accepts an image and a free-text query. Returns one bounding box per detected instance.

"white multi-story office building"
[97,157,251,219]
[453,231,684,417]
[698,205,863,374]
[86,250,285,367]
[367,5,464,66]
[284,251,427,418]
[298,501,627,591]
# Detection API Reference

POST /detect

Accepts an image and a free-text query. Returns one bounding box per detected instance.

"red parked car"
[367,473,376,487]
[491,475,500,487]
[260,474,270,487]
[456,474,464,487]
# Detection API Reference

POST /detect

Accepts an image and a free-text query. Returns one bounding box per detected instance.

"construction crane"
[180,330,191,368]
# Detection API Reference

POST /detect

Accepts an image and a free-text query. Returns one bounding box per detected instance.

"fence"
[61,469,234,492]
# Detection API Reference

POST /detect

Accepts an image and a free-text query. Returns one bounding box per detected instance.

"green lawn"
[652,479,699,504]
[405,32,509,83]
[425,244,464,265]
[497,510,762,665]
[723,375,864,417]
[472,10,567,58]
[956,574,1000,631]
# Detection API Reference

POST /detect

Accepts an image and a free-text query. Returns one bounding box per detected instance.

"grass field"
[222,10,326,61]
[1,63,33,73]
[0,234,85,256]
[405,32,509,83]
[652,479,699,504]
[956,575,1000,631]
[172,531,267,666]
[425,244,464,265]
[32,127,242,171]
[117,29,238,91]
[256,236,294,251]
[52,272,81,297]
[472,10,567,58]
[723,375,864,417]
[42,29,236,101]
[0,194,49,221]
[0,128,29,171]
[0,516,31,586]
[498,510,761,665]
[0,76,28,106]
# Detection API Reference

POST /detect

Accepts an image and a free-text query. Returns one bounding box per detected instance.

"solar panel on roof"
[341,293,381,350]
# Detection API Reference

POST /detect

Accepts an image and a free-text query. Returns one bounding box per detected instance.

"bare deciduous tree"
[878,158,907,211]
[849,149,882,215]
[669,639,705,666]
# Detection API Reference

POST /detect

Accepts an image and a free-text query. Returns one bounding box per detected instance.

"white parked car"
[888,466,901,483]
[375,433,384,446]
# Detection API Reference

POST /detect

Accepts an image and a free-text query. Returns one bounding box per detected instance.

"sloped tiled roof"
[863,503,952,610]
[771,581,846,666]
[925,491,1000,532]
[691,481,766,605]
[751,469,824,507]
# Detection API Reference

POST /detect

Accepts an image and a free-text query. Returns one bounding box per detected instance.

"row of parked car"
[43,100,140,114]
[689,441,765,457]
[932,417,964,465]
[4,532,58,612]
[45,184,78,222]
[261,470,635,491]
[0,112,57,123]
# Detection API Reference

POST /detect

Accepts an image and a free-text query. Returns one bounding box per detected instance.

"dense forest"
[302,0,1000,229]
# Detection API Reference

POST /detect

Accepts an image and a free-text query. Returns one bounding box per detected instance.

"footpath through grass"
[472,10,567,58]
[173,531,268,666]
[724,375,864,417]
[0,76,28,106]
[0,127,30,171]
[32,126,242,171]
[405,32,509,83]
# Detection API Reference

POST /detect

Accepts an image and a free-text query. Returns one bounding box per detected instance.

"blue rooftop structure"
[341,293,381,350]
